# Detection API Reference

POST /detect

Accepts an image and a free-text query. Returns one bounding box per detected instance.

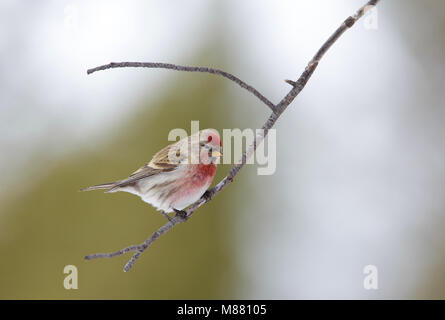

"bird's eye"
[208,136,213,142]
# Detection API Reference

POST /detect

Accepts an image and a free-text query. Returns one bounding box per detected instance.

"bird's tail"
[80,182,117,192]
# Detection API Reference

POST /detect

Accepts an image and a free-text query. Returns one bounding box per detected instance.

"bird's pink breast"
[195,163,217,179]
[169,164,216,209]
[185,164,216,189]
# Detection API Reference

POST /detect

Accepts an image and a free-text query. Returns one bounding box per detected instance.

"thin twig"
[87,62,276,112]
[85,0,381,272]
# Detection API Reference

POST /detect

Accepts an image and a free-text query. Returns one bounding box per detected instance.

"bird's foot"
[202,190,212,202]
[173,208,188,221]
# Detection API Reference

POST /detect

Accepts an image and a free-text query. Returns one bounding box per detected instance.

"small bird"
[81,129,222,218]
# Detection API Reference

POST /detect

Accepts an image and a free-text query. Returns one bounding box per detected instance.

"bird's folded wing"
[108,141,183,192]
[108,152,179,192]
[107,166,169,191]
[147,142,183,170]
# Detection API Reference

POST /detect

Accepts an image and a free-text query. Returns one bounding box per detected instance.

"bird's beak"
[211,150,223,158]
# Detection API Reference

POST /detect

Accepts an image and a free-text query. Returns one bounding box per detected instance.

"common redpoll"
[81,129,222,216]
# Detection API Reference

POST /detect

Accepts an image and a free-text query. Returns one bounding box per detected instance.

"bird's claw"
[173,208,188,221]
[202,190,212,202]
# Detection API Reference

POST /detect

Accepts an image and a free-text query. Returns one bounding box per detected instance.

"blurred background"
[1,0,444,299]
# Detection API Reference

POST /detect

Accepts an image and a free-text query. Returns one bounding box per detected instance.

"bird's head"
[165,129,223,166]
[197,129,223,165]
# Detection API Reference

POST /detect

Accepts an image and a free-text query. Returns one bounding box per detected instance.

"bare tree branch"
[87,62,276,112]
[85,0,381,272]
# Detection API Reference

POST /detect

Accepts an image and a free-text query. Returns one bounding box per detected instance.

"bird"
[81,129,222,219]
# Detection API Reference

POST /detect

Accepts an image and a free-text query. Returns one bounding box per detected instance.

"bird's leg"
[173,208,188,221]
[160,210,173,222]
